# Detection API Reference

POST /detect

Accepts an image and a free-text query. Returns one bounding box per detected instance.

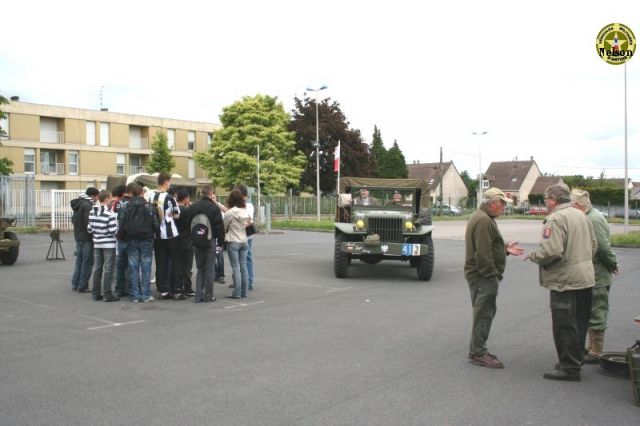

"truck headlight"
[356,220,365,229]
[405,221,414,231]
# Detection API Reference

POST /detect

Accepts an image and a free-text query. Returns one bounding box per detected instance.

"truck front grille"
[368,217,403,243]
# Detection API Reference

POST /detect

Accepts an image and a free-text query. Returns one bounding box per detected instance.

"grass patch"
[610,231,640,247]
[271,219,335,232]
[7,226,44,234]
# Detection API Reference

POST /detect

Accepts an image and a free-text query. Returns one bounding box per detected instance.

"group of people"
[464,184,619,382]
[69,172,256,304]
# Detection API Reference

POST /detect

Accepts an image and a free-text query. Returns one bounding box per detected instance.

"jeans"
[154,238,179,294]
[467,276,499,356]
[71,240,94,290]
[194,240,216,302]
[247,238,254,289]
[92,248,116,298]
[127,239,154,301]
[550,288,593,374]
[115,240,129,295]
[228,241,248,298]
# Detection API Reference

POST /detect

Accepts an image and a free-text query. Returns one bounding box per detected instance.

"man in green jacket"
[570,188,618,363]
[464,187,523,369]
[526,184,597,381]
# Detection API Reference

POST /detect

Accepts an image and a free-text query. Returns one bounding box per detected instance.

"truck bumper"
[340,242,429,256]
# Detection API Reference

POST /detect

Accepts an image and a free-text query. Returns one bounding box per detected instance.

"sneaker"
[173,293,186,300]
[132,299,140,303]
[93,295,103,301]
[469,353,504,369]
[116,292,129,298]
[160,292,172,300]
[150,277,156,283]
[217,277,226,284]
[143,296,154,303]
[228,283,235,288]
[185,291,195,297]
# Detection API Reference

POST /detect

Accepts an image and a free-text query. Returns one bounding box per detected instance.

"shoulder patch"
[543,228,552,240]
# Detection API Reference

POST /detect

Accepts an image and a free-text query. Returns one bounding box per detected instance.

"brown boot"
[584,330,605,364]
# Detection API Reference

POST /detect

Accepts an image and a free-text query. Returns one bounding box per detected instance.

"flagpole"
[336,140,341,194]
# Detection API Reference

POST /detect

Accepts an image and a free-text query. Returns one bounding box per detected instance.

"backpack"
[124,202,155,240]
[191,213,212,247]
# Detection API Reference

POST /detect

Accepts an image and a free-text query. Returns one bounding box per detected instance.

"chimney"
[10,96,19,101]
[530,156,534,161]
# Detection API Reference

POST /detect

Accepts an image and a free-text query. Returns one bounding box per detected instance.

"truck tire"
[417,234,434,281]
[1,232,19,265]
[334,233,349,278]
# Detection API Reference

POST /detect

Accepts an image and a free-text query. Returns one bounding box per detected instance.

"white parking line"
[260,277,351,292]
[224,300,266,309]
[88,320,146,330]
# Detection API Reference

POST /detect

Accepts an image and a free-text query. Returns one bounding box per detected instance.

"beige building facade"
[0,100,219,190]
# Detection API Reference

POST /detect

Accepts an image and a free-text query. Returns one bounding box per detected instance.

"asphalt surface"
[1,225,639,425]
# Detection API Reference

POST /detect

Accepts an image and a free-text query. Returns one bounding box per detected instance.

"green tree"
[377,140,408,178]
[290,96,374,194]
[369,125,386,176]
[0,93,13,175]
[460,170,477,207]
[195,94,304,194]
[146,131,175,174]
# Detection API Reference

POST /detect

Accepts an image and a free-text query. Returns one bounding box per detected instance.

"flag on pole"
[333,140,340,172]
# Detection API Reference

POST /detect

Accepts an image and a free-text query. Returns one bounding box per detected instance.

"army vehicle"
[0,217,20,265]
[334,177,434,280]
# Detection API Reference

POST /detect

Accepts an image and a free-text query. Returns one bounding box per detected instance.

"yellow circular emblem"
[596,23,636,65]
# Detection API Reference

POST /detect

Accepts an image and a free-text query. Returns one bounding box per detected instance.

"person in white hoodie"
[87,190,119,302]
[224,189,251,299]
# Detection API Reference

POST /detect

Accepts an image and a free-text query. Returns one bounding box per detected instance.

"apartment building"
[0,99,219,190]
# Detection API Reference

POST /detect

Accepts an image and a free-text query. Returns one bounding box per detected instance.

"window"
[86,121,96,146]
[40,117,60,143]
[188,159,195,179]
[482,180,490,189]
[24,148,35,173]
[68,151,78,175]
[0,113,9,139]
[207,133,213,146]
[188,131,195,151]
[167,129,175,150]
[116,154,125,175]
[100,122,110,147]
[130,155,144,174]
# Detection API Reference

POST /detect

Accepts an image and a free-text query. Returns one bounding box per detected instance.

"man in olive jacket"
[526,184,597,381]
[570,188,618,363]
[464,187,523,369]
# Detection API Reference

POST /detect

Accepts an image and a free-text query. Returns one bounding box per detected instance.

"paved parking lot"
[1,226,639,425]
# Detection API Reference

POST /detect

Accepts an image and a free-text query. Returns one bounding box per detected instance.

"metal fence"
[0,175,36,226]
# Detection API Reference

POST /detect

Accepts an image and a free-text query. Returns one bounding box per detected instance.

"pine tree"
[147,131,175,174]
[377,140,408,178]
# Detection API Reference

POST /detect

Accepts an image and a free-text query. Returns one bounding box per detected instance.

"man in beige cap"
[526,183,597,381]
[571,188,618,363]
[464,187,523,368]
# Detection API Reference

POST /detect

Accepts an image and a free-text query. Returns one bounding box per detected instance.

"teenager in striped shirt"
[87,190,120,302]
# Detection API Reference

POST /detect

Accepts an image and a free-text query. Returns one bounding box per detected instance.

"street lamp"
[306,84,328,221]
[473,131,487,206]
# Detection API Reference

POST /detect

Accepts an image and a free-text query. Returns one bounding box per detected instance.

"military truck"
[0,217,20,265]
[334,177,434,280]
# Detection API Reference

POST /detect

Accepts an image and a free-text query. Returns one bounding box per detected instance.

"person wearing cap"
[570,188,618,363]
[464,187,523,369]
[526,183,597,381]
[386,190,404,206]
[353,186,379,206]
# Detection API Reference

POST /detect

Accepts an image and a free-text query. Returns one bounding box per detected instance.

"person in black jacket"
[70,187,99,292]
[174,189,195,297]
[188,185,225,303]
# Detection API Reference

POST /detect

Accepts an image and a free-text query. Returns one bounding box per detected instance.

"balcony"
[129,137,149,149]
[130,165,146,174]
[40,131,65,144]
[41,163,65,175]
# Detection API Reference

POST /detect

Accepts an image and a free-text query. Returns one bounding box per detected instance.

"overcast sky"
[1,0,639,181]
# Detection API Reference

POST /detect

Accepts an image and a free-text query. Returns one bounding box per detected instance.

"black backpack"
[190,213,212,247]
[124,202,155,240]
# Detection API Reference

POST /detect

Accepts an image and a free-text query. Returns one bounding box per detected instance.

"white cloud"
[1,0,639,179]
